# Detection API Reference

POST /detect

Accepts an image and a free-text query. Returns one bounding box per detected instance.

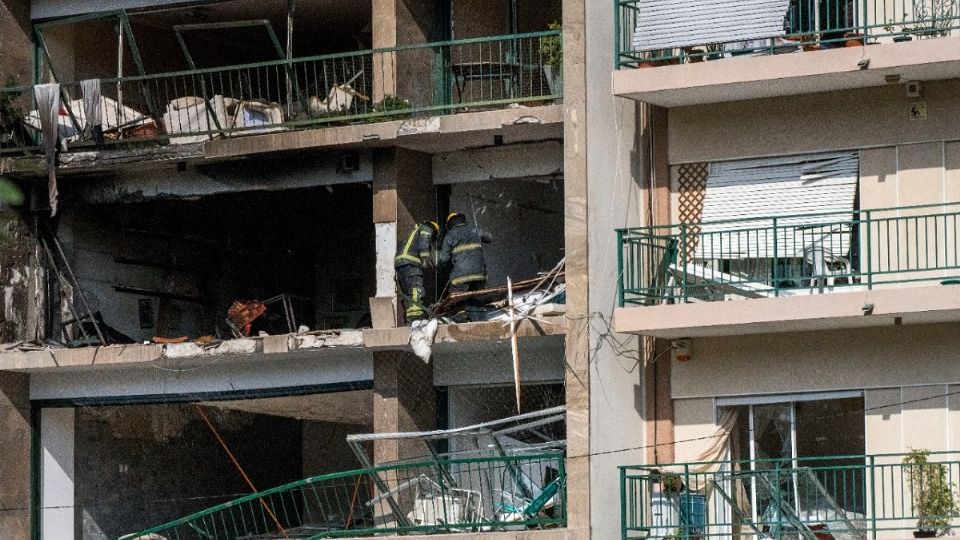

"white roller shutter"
[632,0,792,52]
[695,152,859,260]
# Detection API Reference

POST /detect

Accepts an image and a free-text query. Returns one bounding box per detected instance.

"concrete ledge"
[0,329,365,372]
[363,316,567,350]
[613,36,960,107]
[614,284,960,338]
[205,105,564,158]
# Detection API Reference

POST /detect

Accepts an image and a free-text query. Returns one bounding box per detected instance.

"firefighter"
[438,211,493,293]
[395,220,441,321]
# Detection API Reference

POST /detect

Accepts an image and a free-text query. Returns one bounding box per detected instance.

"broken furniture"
[226,294,299,338]
[451,61,523,104]
[366,474,482,531]
[162,95,239,144]
[24,96,154,144]
[308,71,370,117]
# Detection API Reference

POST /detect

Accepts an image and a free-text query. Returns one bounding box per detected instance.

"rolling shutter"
[696,152,859,259]
[632,0,792,52]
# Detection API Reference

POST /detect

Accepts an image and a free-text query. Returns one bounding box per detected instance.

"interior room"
[67,389,372,540]
[52,183,375,344]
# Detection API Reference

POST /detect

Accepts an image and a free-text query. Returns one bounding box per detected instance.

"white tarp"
[24,96,151,143]
[632,0,792,51]
[696,152,859,260]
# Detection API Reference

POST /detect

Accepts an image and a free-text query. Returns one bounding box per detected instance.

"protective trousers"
[396,264,427,321]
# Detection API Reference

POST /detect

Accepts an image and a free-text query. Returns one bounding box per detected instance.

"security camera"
[857,58,870,70]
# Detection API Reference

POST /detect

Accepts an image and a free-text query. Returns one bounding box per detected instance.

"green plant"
[903,449,958,536]
[659,472,684,497]
[540,21,563,70]
[372,94,411,119]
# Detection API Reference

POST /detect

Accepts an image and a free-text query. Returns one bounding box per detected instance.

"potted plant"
[370,94,411,120]
[902,449,958,537]
[885,21,914,42]
[540,21,562,96]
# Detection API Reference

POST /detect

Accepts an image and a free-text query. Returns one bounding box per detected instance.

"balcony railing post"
[620,467,628,540]
[772,217,779,297]
[867,455,878,539]
[617,229,625,307]
[683,464,691,540]
[775,462,783,534]
[680,224,689,303]
[864,210,873,290]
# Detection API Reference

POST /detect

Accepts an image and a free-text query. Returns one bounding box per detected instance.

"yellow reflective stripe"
[399,228,419,258]
[452,243,482,254]
[451,274,486,285]
[395,254,420,264]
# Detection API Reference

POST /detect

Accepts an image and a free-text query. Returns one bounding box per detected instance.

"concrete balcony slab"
[613,37,960,107]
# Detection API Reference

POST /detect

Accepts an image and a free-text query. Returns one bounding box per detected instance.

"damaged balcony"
[614,201,960,338]
[36,378,566,539]
[0,1,562,168]
[613,0,960,107]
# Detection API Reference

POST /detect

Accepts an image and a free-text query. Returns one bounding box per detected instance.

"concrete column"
[41,407,74,540]
[371,0,398,103]
[0,372,31,539]
[0,0,33,86]
[372,350,436,464]
[562,0,591,535]
[370,148,434,328]
[642,105,675,465]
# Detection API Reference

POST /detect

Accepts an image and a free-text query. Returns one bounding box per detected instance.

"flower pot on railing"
[843,32,865,46]
[785,34,821,51]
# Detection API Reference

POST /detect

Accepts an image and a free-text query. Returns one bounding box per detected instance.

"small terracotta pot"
[844,33,865,46]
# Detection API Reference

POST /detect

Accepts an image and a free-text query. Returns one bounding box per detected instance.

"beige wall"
[668,80,960,165]
[674,323,960,399]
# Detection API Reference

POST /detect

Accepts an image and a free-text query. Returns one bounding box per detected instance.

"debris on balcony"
[432,258,566,322]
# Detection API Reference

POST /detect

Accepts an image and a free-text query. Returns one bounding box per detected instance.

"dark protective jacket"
[438,221,493,285]
[395,223,436,268]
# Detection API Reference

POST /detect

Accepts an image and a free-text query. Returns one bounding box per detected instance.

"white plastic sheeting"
[632,0,792,51]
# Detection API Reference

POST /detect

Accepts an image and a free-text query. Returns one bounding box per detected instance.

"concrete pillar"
[41,407,75,540]
[562,0,591,534]
[370,148,434,328]
[0,372,31,539]
[372,350,436,465]
[370,0,444,107]
[371,0,398,103]
[0,0,32,85]
[642,105,675,465]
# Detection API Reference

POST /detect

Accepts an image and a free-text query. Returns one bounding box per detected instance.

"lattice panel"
[676,162,708,259]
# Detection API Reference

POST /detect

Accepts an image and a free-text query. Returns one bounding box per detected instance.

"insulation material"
[632,0,792,51]
[33,83,60,216]
[25,95,151,143]
[409,318,439,363]
[697,152,859,259]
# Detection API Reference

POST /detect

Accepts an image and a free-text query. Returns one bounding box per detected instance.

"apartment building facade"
[0,0,631,539]
[613,1,960,538]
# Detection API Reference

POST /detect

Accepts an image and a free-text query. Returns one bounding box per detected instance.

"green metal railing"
[119,452,565,540]
[621,452,960,539]
[617,202,960,307]
[616,0,960,68]
[1,31,561,156]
